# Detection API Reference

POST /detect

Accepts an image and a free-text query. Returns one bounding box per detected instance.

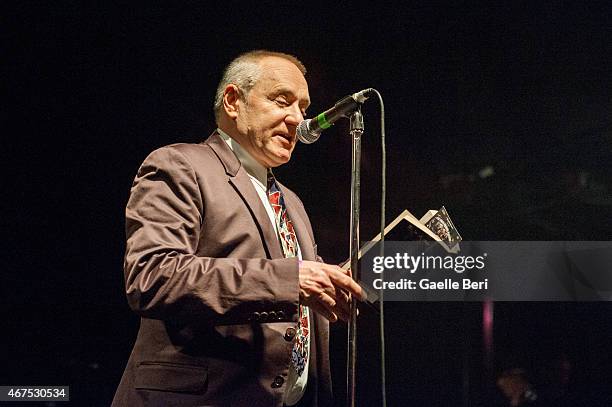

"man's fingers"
[327,267,365,300]
[315,306,338,323]
[298,261,365,321]
[314,292,338,322]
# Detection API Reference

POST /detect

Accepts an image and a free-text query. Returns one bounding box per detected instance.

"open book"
[342,206,462,272]
[341,206,462,305]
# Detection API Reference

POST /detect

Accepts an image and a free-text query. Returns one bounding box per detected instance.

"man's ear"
[223,84,241,120]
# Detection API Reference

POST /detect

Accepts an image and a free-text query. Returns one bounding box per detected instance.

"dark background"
[3,1,612,406]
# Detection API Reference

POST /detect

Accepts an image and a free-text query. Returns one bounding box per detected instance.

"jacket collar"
[205,130,242,177]
[203,130,315,261]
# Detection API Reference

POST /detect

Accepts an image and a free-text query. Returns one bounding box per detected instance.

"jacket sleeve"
[123,146,299,324]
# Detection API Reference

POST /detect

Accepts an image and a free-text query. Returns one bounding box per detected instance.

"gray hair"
[213,50,307,123]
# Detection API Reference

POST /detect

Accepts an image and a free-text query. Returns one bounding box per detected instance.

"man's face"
[233,56,310,168]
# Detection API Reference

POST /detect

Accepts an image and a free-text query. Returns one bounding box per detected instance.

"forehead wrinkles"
[256,58,309,103]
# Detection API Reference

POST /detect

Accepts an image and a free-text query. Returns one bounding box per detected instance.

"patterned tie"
[267,170,310,377]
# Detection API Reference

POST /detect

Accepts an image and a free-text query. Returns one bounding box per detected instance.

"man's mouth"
[275,133,294,145]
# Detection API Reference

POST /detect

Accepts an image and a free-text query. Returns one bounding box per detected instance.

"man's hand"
[298,260,364,322]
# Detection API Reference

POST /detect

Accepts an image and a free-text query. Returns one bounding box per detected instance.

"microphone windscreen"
[296,119,320,144]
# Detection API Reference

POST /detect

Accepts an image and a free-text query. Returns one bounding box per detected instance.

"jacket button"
[271,375,284,388]
[284,327,296,341]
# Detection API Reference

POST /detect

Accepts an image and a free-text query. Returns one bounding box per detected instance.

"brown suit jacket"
[112,133,332,407]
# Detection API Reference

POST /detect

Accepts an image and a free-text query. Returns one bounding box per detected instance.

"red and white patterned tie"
[267,171,309,377]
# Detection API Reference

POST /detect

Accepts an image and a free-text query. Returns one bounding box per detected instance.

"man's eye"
[275,98,289,107]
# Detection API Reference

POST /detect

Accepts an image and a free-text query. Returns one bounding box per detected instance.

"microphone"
[297,88,374,144]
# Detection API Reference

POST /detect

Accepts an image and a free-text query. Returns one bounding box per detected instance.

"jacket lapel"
[206,132,284,260]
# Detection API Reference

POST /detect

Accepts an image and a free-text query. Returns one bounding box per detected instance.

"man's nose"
[285,105,304,126]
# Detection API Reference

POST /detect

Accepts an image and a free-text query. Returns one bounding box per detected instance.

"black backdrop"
[4,1,612,405]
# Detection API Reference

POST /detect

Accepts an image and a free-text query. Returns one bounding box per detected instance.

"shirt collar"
[217,128,269,186]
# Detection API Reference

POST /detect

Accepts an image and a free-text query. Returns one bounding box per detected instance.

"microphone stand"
[347,107,364,407]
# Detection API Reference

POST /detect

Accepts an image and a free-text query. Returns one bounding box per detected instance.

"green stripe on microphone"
[316,113,331,129]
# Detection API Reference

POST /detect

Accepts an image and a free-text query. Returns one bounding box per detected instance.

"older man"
[112,50,363,407]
